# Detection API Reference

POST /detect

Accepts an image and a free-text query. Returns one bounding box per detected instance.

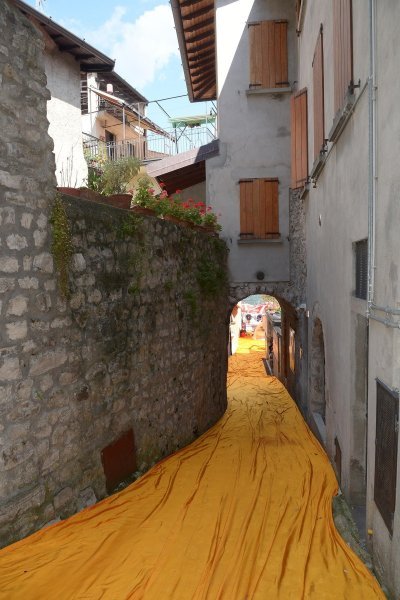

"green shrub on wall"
[50,194,73,298]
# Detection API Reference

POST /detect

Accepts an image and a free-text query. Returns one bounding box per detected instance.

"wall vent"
[355,238,368,300]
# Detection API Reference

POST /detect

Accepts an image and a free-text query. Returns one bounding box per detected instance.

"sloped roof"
[171,0,216,102]
[97,71,148,106]
[146,140,219,193]
[13,0,114,72]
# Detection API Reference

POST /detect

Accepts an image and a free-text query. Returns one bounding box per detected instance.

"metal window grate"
[80,73,88,115]
[374,380,399,535]
[355,239,368,300]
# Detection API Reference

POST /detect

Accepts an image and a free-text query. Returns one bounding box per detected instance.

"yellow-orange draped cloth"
[0,339,384,599]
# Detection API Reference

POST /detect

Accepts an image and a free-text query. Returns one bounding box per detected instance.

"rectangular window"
[374,380,399,536]
[355,239,368,300]
[312,26,325,160]
[291,89,308,189]
[239,179,279,240]
[248,20,288,89]
[333,0,353,115]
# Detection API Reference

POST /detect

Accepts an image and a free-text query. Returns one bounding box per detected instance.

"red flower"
[159,182,166,188]
[207,206,212,212]
[175,189,182,194]
[148,188,155,195]
[160,190,168,198]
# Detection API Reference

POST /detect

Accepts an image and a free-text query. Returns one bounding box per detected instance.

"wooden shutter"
[249,21,288,89]
[239,179,279,239]
[333,0,353,114]
[291,89,308,189]
[312,27,325,160]
[374,381,399,535]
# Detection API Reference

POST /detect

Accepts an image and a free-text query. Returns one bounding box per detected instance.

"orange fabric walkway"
[0,339,384,599]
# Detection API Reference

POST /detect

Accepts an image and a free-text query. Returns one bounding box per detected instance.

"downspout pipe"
[367,0,377,315]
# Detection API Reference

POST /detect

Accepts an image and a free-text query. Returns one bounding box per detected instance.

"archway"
[310,318,326,441]
[229,294,280,363]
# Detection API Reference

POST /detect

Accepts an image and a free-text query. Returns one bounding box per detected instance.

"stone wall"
[0,192,229,546]
[0,1,229,546]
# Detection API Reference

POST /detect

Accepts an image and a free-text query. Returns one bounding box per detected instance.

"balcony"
[82,125,216,164]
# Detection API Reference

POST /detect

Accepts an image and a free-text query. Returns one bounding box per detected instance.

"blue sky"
[26,0,212,128]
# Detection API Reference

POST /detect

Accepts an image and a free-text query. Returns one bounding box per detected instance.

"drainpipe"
[367,0,377,316]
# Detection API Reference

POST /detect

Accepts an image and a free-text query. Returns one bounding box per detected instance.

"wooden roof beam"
[183,17,214,34]
[187,48,215,64]
[184,30,212,44]
[186,38,214,55]
[179,0,205,8]
[181,4,214,21]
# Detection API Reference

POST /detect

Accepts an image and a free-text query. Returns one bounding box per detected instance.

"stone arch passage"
[227,287,307,408]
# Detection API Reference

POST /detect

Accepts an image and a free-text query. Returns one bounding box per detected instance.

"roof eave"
[171,0,195,102]
[13,0,115,72]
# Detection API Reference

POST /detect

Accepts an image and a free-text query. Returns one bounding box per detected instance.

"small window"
[248,20,288,89]
[239,179,279,240]
[291,89,308,189]
[355,239,368,300]
[333,0,353,114]
[374,380,399,535]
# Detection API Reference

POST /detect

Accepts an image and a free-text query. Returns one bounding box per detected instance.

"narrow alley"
[0,340,383,599]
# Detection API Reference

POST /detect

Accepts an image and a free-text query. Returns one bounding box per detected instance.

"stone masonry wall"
[0,1,229,546]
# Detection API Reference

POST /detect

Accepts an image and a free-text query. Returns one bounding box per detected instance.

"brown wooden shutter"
[374,380,399,535]
[333,0,353,114]
[249,21,288,89]
[291,89,308,189]
[312,27,325,160]
[239,179,279,239]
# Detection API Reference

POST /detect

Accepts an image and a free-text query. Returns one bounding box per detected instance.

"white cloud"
[85,5,180,91]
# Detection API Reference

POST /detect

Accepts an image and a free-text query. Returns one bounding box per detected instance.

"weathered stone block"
[0,357,21,381]
[33,252,53,273]
[71,253,86,272]
[53,487,73,511]
[6,234,27,250]
[0,256,19,273]
[7,295,28,316]
[18,277,38,290]
[29,349,68,376]
[6,320,27,341]
[20,212,33,229]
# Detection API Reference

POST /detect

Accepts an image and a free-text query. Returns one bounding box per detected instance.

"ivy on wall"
[50,194,73,298]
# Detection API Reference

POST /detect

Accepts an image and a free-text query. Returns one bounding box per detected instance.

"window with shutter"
[355,239,368,300]
[374,380,399,536]
[333,0,353,115]
[248,21,288,89]
[312,26,325,161]
[239,179,279,240]
[291,89,308,189]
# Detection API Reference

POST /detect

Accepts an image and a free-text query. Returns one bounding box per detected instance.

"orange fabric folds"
[0,340,384,599]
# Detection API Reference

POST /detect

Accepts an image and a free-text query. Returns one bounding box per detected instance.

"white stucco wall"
[208,0,295,283]
[298,1,400,594]
[44,50,87,187]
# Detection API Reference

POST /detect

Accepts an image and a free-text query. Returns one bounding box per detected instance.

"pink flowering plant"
[132,180,222,231]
